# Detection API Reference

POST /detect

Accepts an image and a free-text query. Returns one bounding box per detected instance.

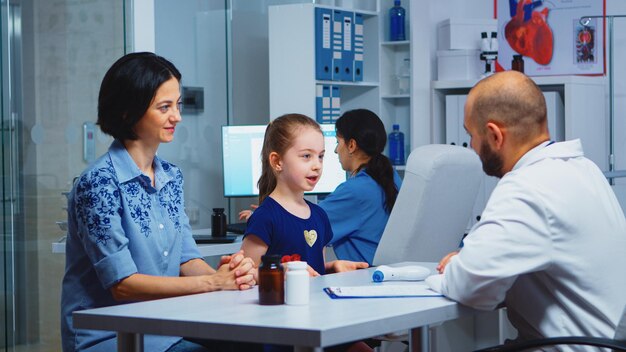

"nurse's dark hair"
[335,109,398,212]
[97,52,181,141]
[258,114,321,204]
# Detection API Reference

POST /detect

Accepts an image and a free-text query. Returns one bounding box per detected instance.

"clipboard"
[323,284,443,299]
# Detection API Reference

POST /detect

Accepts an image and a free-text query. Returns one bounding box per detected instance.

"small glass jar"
[258,255,284,305]
[512,55,525,73]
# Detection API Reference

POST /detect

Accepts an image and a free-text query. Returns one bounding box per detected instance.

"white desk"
[52,228,243,257]
[73,262,476,352]
[191,228,243,257]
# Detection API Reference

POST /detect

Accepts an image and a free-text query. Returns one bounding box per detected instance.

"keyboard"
[193,234,238,244]
[226,222,247,234]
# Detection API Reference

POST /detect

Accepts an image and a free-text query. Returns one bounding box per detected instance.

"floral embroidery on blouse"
[75,159,119,245]
[159,162,184,233]
[74,158,185,246]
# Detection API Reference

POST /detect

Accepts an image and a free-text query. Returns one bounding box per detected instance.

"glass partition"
[0,0,126,350]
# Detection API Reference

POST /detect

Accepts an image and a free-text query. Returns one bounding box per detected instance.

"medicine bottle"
[211,208,227,237]
[389,0,406,41]
[512,55,524,73]
[258,255,284,305]
[388,124,405,166]
[285,261,309,305]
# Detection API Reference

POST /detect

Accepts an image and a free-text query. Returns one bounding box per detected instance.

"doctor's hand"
[325,260,369,273]
[238,204,258,221]
[437,251,459,274]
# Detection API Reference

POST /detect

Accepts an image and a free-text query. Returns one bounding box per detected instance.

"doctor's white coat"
[428,139,626,348]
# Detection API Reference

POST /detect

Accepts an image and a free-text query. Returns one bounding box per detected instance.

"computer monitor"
[222,124,347,197]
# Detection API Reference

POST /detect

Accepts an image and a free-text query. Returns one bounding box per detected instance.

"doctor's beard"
[479,139,504,178]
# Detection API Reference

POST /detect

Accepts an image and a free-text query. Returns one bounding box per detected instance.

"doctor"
[427,71,626,345]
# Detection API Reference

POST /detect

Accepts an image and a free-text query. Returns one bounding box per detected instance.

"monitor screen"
[222,124,347,197]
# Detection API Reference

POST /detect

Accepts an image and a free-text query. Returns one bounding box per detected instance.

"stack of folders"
[315,85,341,124]
[314,7,365,124]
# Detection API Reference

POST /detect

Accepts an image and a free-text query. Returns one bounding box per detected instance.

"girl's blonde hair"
[257,113,322,204]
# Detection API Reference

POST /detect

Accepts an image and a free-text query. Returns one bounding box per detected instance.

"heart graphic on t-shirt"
[304,230,317,247]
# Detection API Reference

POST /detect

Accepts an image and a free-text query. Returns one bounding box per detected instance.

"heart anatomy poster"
[497,0,605,76]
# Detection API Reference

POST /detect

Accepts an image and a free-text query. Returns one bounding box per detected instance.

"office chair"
[373,144,482,265]
[474,305,626,352]
[369,144,482,351]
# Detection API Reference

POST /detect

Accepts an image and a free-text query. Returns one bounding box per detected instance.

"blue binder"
[341,11,354,81]
[330,86,341,122]
[332,10,343,81]
[353,13,364,81]
[315,8,333,81]
[315,85,332,123]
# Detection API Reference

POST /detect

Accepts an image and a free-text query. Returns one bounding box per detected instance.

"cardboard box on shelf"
[438,18,497,51]
[437,49,483,81]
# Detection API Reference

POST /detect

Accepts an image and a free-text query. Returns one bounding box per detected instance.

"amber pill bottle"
[512,55,525,73]
[258,254,284,305]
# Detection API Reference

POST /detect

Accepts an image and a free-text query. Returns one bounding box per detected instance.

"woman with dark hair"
[319,109,402,265]
[61,52,259,352]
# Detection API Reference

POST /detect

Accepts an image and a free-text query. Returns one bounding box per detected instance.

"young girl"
[241,114,368,275]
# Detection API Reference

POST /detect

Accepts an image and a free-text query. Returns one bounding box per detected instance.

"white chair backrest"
[373,144,483,265]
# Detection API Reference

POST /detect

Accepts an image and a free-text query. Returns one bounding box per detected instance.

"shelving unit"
[268,0,413,164]
[433,75,608,228]
[378,0,411,161]
[432,75,608,170]
[269,3,380,122]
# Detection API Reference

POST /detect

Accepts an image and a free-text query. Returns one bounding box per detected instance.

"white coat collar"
[511,139,584,172]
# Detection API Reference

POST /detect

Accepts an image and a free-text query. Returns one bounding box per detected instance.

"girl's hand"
[306,264,321,277]
[326,260,369,273]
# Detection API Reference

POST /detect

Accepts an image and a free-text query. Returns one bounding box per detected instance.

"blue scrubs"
[319,169,402,264]
[61,140,201,352]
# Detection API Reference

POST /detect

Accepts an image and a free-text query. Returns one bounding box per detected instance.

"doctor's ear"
[269,152,282,171]
[485,122,505,149]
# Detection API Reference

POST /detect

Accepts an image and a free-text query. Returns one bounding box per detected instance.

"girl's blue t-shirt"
[245,197,333,274]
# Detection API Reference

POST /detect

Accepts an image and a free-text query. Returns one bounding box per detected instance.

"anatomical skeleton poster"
[497,0,605,76]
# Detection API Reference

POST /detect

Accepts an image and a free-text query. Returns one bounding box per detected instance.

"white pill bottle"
[285,261,309,305]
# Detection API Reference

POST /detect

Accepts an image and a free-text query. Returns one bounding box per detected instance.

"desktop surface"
[73,262,475,350]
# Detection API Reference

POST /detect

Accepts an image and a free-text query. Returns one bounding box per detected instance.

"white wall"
[155,1,229,228]
[409,0,494,149]
[149,0,626,223]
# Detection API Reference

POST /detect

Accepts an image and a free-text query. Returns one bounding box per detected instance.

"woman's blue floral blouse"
[61,140,201,352]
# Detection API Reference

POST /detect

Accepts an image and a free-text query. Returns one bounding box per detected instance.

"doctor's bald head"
[466,71,549,143]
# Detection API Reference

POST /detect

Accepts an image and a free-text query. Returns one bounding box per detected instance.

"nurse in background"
[318,109,401,264]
